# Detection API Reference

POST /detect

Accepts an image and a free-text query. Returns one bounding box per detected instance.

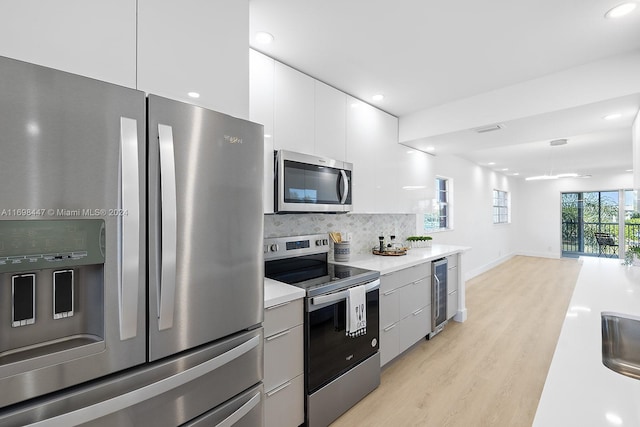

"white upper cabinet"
[274,62,315,154]
[137,0,249,119]
[346,97,401,213]
[250,50,276,214]
[314,82,346,160]
[0,0,137,88]
[396,149,433,213]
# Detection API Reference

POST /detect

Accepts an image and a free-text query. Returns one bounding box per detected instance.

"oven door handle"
[310,279,380,306]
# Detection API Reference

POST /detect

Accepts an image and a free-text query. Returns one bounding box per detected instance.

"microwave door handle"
[157,124,178,331]
[339,170,349,204]
[118,117,141,340]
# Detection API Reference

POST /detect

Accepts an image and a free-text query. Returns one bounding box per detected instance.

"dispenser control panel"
[0,219,105,274]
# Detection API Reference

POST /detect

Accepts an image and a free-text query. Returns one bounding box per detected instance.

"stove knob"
[323,239,328,245]
[270,244,279,252]
[315,239,322,246]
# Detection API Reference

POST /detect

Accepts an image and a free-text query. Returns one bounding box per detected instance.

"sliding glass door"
[562,190,639,258]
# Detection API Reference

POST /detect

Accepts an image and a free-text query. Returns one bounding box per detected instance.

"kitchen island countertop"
[533,257,640,427]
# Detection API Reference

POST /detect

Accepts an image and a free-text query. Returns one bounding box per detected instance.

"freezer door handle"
[26,335,261,426]
[118,117,141,340]
[214,391,261,427]
[157,124,178,331]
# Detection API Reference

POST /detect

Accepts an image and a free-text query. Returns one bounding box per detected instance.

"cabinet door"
[315,81,346,160]
[250,50,276,214]
[396,148,433,213]
[0,0,136,88]
[274,62,315,153]
[346,96,400,213]
[138,0,249,118]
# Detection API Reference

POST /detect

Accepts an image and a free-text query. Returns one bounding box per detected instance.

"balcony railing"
[562,222,640,257]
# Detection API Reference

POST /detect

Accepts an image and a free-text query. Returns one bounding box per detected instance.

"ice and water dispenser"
[0,219,105,366]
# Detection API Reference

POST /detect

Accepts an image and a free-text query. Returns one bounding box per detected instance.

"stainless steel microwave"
[275,150,353,213]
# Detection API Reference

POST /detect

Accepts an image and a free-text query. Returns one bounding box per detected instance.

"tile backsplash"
[264,213,416,255]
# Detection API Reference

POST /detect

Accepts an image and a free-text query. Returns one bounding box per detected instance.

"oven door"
[305,281,379,393]
[276,150,352,213]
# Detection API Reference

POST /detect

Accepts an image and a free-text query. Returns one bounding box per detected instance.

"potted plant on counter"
[406,235,433,248]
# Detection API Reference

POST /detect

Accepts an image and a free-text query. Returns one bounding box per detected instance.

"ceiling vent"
[550,138,568,146]
[473,124,504,134]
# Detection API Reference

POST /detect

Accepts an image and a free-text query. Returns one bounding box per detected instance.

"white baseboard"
[465,253,514,281]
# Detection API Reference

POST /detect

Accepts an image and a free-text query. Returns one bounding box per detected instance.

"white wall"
[428,154,516,279]
[513,172,634,258]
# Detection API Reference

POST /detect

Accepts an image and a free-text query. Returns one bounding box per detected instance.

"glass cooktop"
[265,253,379,297]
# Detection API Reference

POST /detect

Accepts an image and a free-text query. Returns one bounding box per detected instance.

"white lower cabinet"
[263,299,304,427]
[379,263,432,367]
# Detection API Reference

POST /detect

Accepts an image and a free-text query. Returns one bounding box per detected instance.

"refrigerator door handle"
[157,124,178,331]
[27,335,261,427]
[214,391,261,427]
[434,274,441,319]
[118,117,141,340]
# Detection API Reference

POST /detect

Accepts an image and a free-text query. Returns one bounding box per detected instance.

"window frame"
[493,189,510,225]
[424,176,452,232]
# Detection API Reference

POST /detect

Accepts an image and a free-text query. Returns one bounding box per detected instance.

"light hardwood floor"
[331,256,582,427]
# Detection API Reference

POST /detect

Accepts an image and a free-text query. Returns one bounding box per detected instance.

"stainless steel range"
[264,234,380,427]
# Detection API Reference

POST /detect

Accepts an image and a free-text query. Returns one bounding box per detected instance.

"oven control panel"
[264,233,330,260]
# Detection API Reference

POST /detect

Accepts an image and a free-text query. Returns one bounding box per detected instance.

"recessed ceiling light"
[604,113,622,120]
[512,172,520,176]
[626,169,633,172]
[264,134,272,139]
[605,2,637,18]
[487,162,496,166]
[187,92,200,99]
[525,175,559,181]
[255,31,274,44]
[372,94,384,102]
[500,168,509,172]
[425,146,435,152]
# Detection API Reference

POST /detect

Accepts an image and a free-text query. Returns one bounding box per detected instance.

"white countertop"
[332,244,470,275]
[264,277,305,308]
[533,258,640,427]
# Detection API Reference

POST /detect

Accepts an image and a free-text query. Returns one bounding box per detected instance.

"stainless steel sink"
[602,312,640,380]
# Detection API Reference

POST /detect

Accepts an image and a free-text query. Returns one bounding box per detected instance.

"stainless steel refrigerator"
[0,56,264,426]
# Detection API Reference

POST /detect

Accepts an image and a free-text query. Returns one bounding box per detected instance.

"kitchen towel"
[346,285,366,337]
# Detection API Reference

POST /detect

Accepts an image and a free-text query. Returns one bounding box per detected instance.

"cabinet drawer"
[380,321,400,367]
[447,290,458,320]
[264,298,303,337]
[380,286,400,328]
[399,276,431,316]
[448,266,459,294]
[399,305,431,353]
[382,263,431,293]
[265,374,304,427]
[446,254,458,269]
[264,324,304,391]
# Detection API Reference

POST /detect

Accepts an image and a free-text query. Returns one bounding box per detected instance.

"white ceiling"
[249,0,640,179]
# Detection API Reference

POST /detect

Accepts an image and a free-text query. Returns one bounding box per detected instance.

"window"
[493,189,509,224]
[425,177,450,231]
